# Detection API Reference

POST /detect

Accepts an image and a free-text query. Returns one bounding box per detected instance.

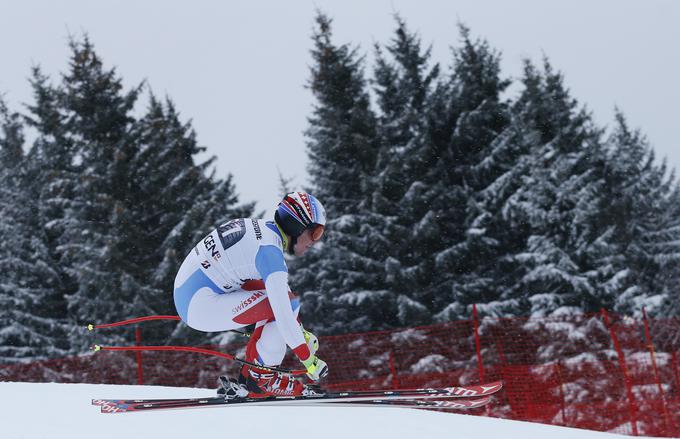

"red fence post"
[555,361,567,426]
[135,326,144,385]
[673,351,680,395]
[642,308,671,434]
[473,304,485,383]
[601,309,638,436]
[388,351,399,389]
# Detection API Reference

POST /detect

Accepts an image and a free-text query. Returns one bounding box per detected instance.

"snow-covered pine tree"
[305,14,379,209]
[483,59,603,317]
[20,36,254,351]
[369,16,441,325]
[41,36,147,348]
[433,57,605,320]
[422,26,512,320]
[0,98,69,362]
[593,112,680,316]
[23,66,79,309]
[292,13,388,333]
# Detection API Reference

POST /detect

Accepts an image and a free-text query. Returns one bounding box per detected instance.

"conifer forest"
[2,14,679,362]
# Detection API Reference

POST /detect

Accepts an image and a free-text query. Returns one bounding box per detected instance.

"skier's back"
[173,192,328,397]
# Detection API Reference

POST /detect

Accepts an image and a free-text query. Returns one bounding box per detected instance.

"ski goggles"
[310,224,325,241]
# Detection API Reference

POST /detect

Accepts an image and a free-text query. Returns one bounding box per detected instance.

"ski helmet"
[275,192,326,243]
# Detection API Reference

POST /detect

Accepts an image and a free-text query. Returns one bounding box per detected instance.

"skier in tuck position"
[172,191,328,399]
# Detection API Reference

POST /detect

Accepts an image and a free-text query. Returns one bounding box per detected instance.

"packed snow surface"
[0,382,660,439]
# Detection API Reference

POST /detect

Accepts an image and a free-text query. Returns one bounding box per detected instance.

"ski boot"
[217,375,249,400]
[238,364,325,398]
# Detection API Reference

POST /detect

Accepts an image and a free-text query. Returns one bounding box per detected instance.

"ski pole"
[91,344,307,376]
[87,316,252,337]
[87,315,180,330]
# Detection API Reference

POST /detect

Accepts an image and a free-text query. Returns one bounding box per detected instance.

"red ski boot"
[238,364,320,398]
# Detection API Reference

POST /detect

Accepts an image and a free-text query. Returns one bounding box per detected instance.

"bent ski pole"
[87,315,252,337]
[91,344,306,376]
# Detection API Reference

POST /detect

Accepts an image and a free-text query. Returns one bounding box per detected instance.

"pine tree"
[433,57,605,319]
[24,66,78,293]
[371,15,439,210]
[368,17,441,325]
[421,26,511,320]
[482,59,602,317]
[293,13,387,333]
[19,36,255,351]
[0,98,68,362]
[294,16,680,333]
[43,37,146,348]
[305,13,379,213]
[593,112,680,315]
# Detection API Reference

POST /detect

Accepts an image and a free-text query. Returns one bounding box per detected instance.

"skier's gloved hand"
[301,355,328,381]
[301,325,319,356]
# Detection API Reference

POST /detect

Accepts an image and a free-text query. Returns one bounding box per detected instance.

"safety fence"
[3,308,680,437]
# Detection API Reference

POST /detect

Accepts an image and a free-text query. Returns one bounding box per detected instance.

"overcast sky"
[1,0,678,216]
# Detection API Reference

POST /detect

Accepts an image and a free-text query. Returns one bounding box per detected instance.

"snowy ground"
[0,382,661,439]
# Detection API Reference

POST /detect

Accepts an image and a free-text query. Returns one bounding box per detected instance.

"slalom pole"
[91,344,307,376]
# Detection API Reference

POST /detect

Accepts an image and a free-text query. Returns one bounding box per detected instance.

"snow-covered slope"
[0,382,658,439]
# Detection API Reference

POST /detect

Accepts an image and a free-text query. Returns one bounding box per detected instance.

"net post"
[135,326,144,385]
[601,308,638,436]
[473,304,485,383]
[642,308,671,434]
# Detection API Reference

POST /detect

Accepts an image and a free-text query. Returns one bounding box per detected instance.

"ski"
[278,397,492,411]
[93,380,501,413]
[93,380,502,406]
[96,395,491,413]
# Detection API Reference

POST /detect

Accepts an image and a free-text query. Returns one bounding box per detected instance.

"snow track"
[0,382,660,439]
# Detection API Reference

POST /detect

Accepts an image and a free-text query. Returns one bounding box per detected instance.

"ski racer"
[173,191,328,398]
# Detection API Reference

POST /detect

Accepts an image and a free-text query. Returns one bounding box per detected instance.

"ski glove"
[301,325,319,356]
[301,355,328,381]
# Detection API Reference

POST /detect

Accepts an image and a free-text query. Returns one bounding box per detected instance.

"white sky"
[1,0,678,215]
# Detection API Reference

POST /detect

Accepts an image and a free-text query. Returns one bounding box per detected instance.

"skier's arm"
[255,245,310,361]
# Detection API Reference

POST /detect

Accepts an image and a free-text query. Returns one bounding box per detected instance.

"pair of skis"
[92,380,502,413]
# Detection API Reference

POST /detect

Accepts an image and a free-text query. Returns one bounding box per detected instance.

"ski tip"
[480,381,503,393]
[91,345,101,352]
[96,400,130,414]
[87,323,94,331]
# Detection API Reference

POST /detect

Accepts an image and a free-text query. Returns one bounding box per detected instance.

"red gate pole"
[602,309,638,436]
[642,308,671,433]
[473,304,485,383]
[135,327,143,385]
